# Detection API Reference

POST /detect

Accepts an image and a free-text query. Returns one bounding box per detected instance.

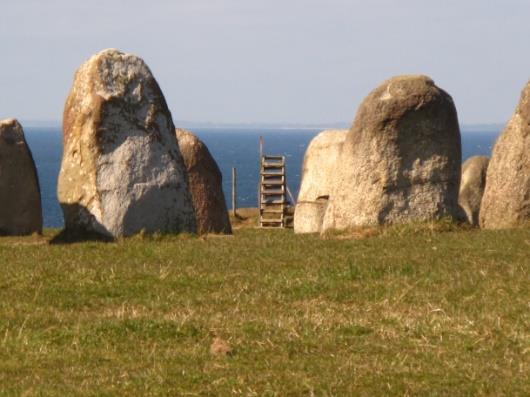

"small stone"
[210,337,232,356]
[0,119,42,235]
[294,129,347,234]
[458,156,489,226]
[176,129,231,234]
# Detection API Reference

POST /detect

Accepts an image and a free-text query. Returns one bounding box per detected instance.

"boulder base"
[458,156,489,226]
[322,75,462,232]
[58,49,196,238]
[294,199,329,234]
[176,129,231,234]
[480,81,530,229]
[0,119,43,235]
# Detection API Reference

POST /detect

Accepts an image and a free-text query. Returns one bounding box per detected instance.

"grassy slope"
[0,216,528,396]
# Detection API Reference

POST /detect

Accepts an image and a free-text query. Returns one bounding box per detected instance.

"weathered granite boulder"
[58,49,196,238]
[458,156,489,226]
[294,130,347,233]
[322,75,462,231]
[0,119,42,235]
[480,81,530,229]
[176,128,231,234]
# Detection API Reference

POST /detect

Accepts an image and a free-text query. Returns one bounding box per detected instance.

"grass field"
[0,211,529,396]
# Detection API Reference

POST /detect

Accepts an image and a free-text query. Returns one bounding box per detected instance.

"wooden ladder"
[259,155,287,228]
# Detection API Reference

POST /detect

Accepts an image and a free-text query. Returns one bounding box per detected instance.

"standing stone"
[58,49,196,238]
[294,130,347,234]
[480,81,530,229]
[458,156,489,226]
[176,128,231,234]
[0,119,42,235]
[322,75,462,232]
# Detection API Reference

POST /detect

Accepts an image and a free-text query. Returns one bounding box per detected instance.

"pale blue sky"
[1,0,529,125]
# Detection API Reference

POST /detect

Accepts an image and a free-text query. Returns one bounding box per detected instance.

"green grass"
[0,222,529,396]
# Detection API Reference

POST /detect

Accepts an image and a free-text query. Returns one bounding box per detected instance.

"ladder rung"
[261,217,284,221]
[261,174,285,184]
[261,188,284,196]
[262,163,284,168]
[261,174,285,183]
[261,171,283,176]
[261,196,284,200]
[262,188,284,194]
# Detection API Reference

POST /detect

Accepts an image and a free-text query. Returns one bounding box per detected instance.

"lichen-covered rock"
[322,75,462,231]
[0,119,42,235]
[58,49,196,238]
[176,128,231,234]
[458,156,489,226]
[480,81,530,229]
[294,130,347,234]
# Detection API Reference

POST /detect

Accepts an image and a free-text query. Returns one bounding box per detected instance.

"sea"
[24,127,500,228]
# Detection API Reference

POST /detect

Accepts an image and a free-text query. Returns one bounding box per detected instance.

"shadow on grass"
[49,228,114,245]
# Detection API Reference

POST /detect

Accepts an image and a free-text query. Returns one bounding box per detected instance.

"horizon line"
[17,119,506,131]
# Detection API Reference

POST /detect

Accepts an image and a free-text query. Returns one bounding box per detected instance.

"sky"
[1,0,529,126]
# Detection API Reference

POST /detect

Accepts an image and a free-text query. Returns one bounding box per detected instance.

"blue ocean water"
[24,127,500,228]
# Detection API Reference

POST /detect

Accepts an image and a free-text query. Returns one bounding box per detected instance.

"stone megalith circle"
[58,49,196,238]
[458,155,489,226]
[321,75,462,232]
[176,128,232,234]
[0,119,43,235]
[294,129,347,234]
[480,81,530,229]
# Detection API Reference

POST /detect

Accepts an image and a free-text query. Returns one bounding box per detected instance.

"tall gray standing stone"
[0,119,43,235]
[458,156,489,226]
[480,81,530,229]
[294,130,347,234]
[58,49,196,238]
[322,75,462,232]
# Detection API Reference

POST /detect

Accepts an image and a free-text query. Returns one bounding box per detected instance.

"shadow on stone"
[49,204,114,245]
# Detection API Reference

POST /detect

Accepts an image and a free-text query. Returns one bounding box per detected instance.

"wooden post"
[258,135,264,213]
[232,167,237,217]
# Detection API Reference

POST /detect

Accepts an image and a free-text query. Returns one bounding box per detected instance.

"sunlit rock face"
[322,75,462,232]
[0,119,43,235]
[294,129,347,234]
[58,49,196,238]
[480,81,530,229]
[458,156,489,226]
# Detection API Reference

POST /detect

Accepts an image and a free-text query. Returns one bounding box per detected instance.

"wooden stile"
[259,155,288,228]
